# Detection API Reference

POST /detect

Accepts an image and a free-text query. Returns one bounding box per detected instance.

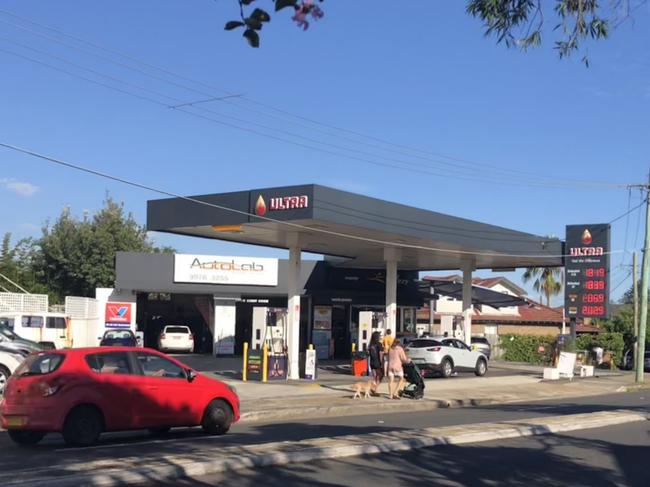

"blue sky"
[1,1,649,304]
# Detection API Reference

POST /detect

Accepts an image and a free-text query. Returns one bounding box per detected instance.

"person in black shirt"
[368,331,384,396]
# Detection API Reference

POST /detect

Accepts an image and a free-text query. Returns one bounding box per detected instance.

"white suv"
[405,336,488,378]
[158,325,194,353]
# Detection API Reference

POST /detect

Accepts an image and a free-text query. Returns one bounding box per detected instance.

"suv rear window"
[472,337,489,344]
[408,339,442,348]
[165,326,189,334]
[14,353,65,377]
[46,317,67,329]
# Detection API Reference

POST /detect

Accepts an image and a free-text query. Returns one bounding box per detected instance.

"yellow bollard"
[352,342,356,353]
[242,342,249,382]
[262,343,268,383]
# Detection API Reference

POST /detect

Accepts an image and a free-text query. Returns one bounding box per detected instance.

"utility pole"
[635,178,650,384]
[633,251,639,372]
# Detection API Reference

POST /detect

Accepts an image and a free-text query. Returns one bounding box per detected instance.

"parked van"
[0,312,71,349]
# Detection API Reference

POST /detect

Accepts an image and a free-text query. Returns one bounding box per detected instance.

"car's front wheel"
[441,358,453,378]
[202,399,233,435]
[62,406,103,446]
[475,358,488,377]
[8,429,46,446]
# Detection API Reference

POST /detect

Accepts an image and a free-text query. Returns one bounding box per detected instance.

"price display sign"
[564,224,611,320]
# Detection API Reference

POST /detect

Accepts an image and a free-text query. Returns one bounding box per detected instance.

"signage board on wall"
[564,224,611,320]
[313,306,332,330]
[174,254,278,286]
[105,302,132,328]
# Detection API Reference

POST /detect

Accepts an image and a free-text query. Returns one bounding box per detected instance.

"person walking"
[368,331,384,396]
[387,339,409,400]
[382,329,395,377]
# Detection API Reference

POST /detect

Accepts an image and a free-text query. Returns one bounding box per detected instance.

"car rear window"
[408,339,442,348]
[104,330,134,340]
[46,317,67,329]
[472,338,489,344]
[165,326,189,334]
[14,353,65,377]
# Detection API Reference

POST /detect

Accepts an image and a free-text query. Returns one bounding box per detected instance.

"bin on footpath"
[351,351,368,376]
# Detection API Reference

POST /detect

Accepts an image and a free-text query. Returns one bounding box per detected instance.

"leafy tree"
[522,267,563,306]
[224,0,642,65]
[0,233,48,296]
[34,197,173,301]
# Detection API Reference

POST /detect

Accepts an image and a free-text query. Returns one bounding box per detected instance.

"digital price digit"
[584,280,606,290]
[582,305,605,316]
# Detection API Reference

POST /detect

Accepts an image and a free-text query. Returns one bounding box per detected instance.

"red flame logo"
[255,195,267,216]
[581,229,592,245]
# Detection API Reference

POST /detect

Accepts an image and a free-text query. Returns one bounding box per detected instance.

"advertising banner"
[267,355,288,381]
[105,302,132,328]
[174,254,278,286]
[564,224,611,320]
[247,350,263,381]
[304,348,317,380]
[313,329,331,360]
[313,306,332,330]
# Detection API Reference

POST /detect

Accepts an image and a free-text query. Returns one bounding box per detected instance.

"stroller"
[400,362,425,400]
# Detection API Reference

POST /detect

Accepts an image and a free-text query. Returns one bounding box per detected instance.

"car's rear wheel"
[0,365,10,396]
[148,427,171,436]
[475,358,488,377]
[62,406,103,446]
[202,399,233,435]
[441,358,453,378]
[8,430,46,446]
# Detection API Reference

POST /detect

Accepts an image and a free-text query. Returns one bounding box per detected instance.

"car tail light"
[39,382,61,397]
[189,333,194,341]
[161,333,166,340]
[427,347,441,352]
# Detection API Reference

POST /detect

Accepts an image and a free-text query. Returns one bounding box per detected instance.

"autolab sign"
[105,302,132,328]
[174,254,279,286]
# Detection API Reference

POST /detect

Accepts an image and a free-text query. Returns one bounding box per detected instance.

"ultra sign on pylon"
[564,224,611,320]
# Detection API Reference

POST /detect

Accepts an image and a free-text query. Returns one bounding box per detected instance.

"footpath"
[191,358,648,423]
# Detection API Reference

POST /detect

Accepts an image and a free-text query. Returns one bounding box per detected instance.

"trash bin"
[351,351,368,377]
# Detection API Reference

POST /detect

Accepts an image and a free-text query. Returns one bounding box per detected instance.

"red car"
[0,347,240,446]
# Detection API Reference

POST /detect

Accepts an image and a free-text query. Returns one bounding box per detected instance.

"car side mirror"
[187,369,197,383]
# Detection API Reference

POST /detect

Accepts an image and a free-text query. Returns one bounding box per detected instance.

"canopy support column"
[287,245,301,380]
[462,261,474,345]
[384,248,401,337]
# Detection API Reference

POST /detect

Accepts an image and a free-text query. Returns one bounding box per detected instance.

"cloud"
[0,178,39,197]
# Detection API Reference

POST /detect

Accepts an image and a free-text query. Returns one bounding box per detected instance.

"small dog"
[352,381,373,399]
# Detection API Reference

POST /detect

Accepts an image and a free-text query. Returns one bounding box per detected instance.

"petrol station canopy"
[147,184,563,271]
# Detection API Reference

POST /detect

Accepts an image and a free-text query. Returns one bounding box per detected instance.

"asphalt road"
[160,418,650,487]
[0,390,647,483]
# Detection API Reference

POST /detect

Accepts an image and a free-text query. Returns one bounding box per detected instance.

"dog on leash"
[352,381,373,399]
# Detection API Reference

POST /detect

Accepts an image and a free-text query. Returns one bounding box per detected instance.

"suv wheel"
[475,358,488,377]
[8,429,46,446]
[441,358,453,378]
[202,399,233,435]
[62,406,103,446]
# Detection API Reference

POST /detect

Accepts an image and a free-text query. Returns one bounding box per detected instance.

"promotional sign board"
[105,302,132,328]
[313,330,331,360]
[564,224,611,320]
[174,254,278,286]
[267,355,288,381]
[304,349,317,380]
[313,306,332,330]
[246,350,263,381]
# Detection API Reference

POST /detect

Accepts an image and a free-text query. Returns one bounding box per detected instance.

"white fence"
[0,292,48,313]
[65,296,99,319]
[65,296,101,348]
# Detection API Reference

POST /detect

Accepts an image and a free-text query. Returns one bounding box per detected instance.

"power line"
[2,42,620,191]
[0,141,633,260]
[0,9,631,190]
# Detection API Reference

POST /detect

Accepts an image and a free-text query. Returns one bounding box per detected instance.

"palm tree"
[522,267,563,307]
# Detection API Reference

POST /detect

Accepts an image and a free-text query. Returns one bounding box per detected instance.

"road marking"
[7,409,648,487]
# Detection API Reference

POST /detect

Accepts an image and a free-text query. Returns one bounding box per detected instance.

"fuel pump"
[357,311,386,351]
[251,307,287,352]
